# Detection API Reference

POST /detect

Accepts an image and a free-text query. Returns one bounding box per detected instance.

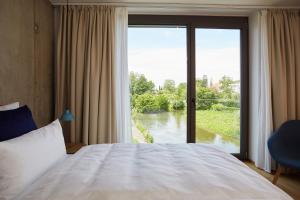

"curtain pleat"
[55,6,117,144]
[115,8,131,143]
[267,10,300,130]
[249,10,273,172]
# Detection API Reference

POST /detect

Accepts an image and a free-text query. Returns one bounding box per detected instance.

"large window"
[128,16,248,159]
[129,27,187,144]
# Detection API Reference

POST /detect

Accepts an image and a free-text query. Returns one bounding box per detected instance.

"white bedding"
[16,144,292,200]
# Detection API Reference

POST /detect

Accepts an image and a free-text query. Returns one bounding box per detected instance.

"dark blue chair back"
[275,120,300,148]
[268,120,300,169]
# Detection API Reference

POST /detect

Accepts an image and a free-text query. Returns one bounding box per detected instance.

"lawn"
[196,110,240,139]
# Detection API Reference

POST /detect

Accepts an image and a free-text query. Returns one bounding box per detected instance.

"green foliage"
[219,76,238,99]
[135,121,154,143]
[211,103,226,111]
[130,72,155,95]
[196,87,218,110]
[196,75,208,89]
[196,110,240,138]
[221,99,240,108]
[130,94,137,109]
[172,99,185,110]
[177,83,187,99]
[134,93,159,113]
[163,79,176,93]
[211,103,239,111]
[156,94,170,112]
[130,71,240,113]
[134,93,170,113]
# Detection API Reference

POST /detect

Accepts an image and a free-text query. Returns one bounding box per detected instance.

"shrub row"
[132,93,239,113]
[132,93,185,113]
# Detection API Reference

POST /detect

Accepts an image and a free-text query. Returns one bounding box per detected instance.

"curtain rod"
[50,1,300,9]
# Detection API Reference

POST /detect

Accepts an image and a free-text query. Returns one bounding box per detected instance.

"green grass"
[135,121,154,143]
[195,110,240,139]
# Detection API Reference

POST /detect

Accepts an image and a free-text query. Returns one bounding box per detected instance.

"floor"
[245,161,300,200]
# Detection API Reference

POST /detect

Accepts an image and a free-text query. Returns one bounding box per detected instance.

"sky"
[128,27,240,88]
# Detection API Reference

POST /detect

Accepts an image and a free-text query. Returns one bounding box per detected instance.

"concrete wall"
[0,0,54,127]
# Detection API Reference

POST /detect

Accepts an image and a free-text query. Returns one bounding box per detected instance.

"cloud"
[128,47,240,87]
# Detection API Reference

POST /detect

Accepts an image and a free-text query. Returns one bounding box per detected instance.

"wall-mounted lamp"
[61,109,74,122]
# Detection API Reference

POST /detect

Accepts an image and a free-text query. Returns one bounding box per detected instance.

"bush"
[211,103,239,111]
[134,93,170,113]
[224,106,239,111]
[130,94,137,109]
[134,93,160,113]
[196,87,218,110]
[211,103,226,111]
[221,99,240,108]
[172,100,185,110]
[155,94,169,112]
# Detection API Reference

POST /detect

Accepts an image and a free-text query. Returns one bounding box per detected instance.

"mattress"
[16,144,292,200]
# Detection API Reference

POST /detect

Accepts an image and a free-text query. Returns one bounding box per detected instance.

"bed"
[15,143,292,200]
[0,107,292,200]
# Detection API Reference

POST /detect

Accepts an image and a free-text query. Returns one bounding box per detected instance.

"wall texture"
[0,0,54,127]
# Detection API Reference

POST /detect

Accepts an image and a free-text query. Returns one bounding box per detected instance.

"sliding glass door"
[128,26,187,144]
[195,28,241,154]
[128,15,248,159]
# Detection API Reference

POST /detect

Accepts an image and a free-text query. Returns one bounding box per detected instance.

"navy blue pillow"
[0,105,37,141]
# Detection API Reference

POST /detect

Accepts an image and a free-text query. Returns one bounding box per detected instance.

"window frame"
[128,15,249,160]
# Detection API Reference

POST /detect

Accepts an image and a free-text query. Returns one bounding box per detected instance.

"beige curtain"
[267,10,300,130]
[55,5,117,144]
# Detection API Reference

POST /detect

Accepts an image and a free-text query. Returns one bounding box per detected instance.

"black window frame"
[128,15,249,160]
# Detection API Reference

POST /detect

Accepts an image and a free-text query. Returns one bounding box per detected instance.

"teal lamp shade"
[61,109,74,122]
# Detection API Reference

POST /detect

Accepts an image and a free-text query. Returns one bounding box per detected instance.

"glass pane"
[128,26,187,144]
[195,28,241,153]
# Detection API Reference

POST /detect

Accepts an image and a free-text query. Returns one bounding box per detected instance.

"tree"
[163,79,176,93]
[219,76,235,99]
[201,75,208,87]
[177,83,187,99]
[195,75,208,89]
[130,72,155,95]
[196,79,203,89]
[219,76,240,108]
[196,87,218,110]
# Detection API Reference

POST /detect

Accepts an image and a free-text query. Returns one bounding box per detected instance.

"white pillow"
[0,102,20,111]
[0,119,66,200]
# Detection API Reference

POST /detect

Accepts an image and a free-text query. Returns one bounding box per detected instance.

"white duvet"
[16,144,292,200]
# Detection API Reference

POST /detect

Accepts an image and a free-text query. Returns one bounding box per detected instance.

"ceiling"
[50,0,300,7]
[49,0,300,16]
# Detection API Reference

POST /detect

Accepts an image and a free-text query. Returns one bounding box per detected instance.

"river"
[133,111,240,153]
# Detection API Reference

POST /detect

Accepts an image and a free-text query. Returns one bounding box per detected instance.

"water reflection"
[196,127,240,153]
[133,111,240,153]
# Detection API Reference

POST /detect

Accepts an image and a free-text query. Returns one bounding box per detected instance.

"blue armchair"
[268,120,300,184]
